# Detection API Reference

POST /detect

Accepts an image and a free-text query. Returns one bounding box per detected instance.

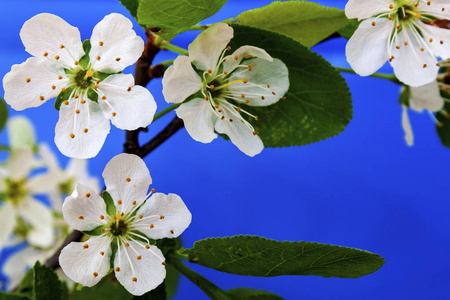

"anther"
[83,244,89,249]
[162,262,166,266]
[60,44,65,49]
[267,84,270,88]
[93,272,98,278]
[126,177,131,182]
[214,104,219,109]
[420,48,424,51]
[221,116,225,120]
[74,95,79,99]
[253,131,259,135]
[443,8,446,11]
[241,94,245,98]
[282,96,286,100]
[248,65,252,71]
[170,230,174,234]
[100,215,104,220]
[115,267,121,272]
[234,55,239,60]
[437,63,441,67]
[204,96,208,101]
[127,87,132,92]
[207,69,212,74]
[78,215,84,220]
[100,251,104,256]
[403,15,407,19]
[137,255,142,260]
[150,224,154,229]
[43,52,48,57]
[99,41,104,46]
[416,13,422,18]
[227,46,231,51]
[430,38,434,42]
[372,21,376,26]
[396,25,400,30]
[236,107,241,111]
[261,96,265,100]
[438,122,444,128]
[255,116,258,121]
[58,75,63,80]
[209,85,215,89]
[389,16,393,20]
[160,215,165,219]
[70,133,75,139]
[75,109,80,114]
[25,78,30,83]
[86,193,91,197]
[423,64,428,68]
[151,188,155,193]
[118,200,122,205]
[132,201,136,205]
[84,128,88,133]
[62,87,66,92]
[145,245,150,249]
[54,55,60,60]
[81,100,86,104]
[101,96,107,100]
[229,118,233,122]
[86,70,93,78]
[93,84,98,89]
[139,215,143,219]
[404,41,408,46]
[245,100,250,104]
[96,79,101,84]
[389,4,393,9]
[112,112,116,117]
[101,228,106,233]
[245,55,254,59]
[218,109,222,113]
[272,91,276,95]
[116,57,121,61]
[96,55,101,61]
[427,1,431,5]
[396,45,400,49]
[125,242,130,247]
[64,100,69,105]
[52,85,56,90]
[39,96,44,101]
[223,71,228,75]
[132,277,137,282]
[441,41,444,44]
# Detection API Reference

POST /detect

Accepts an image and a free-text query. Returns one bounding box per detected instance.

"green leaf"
[82,225,104,236]
[399,86,411,106]
[54,86,75,111]
[135,283,166,300]
[71,275,133,300]
[119,0,139,19]
[79,39,91,69]
[0,97,8,133]
[0,292,30,300]
[227,288,283,300]
[33,261,64,300]
[337,19,360,40]
[102,191,116,217]
[164,263,179,299]
[8,117,36,150]
[225,1,349,47]
[137,0,227,40]
[183,235,385,278]
[228,25,352,148]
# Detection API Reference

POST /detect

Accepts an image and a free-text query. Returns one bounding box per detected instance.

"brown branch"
[44,230,83,268]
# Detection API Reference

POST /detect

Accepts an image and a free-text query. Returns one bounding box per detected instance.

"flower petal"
[214,103,264,156]
[410,80,444,112]
[18,198,54,248]
[345,0,393,20]
[59,235,112,287]
[103,154,151,213]
[7,148,33,181]
[175,98,218,143]
[89,13,144,73]
[415,21,450,60]
[422,0,450,18]
[55,97,110,159]
[62,183,107,232]
[114,240,165,296]
[0,202,16,248]
[189,23,233,71]
[67,159,100,193]
[8,117,36,150]
[27,170,62,194]
[346,18,392,76]
[97,74,156,130]
[3,57,67,111]
[162,56,203,104]
[227,57,289,107]
[133,193,191,240]
[390,26,439,87]
[402,105,414,146]
[20,13,84,68]
[222,45,273,75]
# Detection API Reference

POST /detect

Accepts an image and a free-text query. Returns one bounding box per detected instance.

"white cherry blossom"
[162,23,289,156]
[346,0,450,86]
[2,13,157,159]
[59,154,192,295]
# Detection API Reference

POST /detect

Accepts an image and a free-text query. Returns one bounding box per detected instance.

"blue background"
[1,0,449,299]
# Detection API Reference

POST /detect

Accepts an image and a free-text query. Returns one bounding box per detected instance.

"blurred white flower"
[59,154,192,296]
[345,0,450,86]
[162,23,289,156]
[3,13,157,159]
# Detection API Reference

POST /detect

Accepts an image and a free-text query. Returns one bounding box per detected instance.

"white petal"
[410,80,444,112]
[175,98,218,143]
[38,143,61,171]
[8,116,36,150]
[415,21,450,60]
[62,183,107,232]
[345,0,393,20]
[3,57,67,111]
[7,148,33,180]
[20,13,84,68]
[48,190,64,212]
[214,103,264,156]
[402,105,414,146]
[103,154,151,213]
[114,240,166,296]
[0,202,16,248]
[18,198,54,248]
[27,170,63,194]
[189,23,233,71]
[162,56,203,104]
[97,74,156,130]
[89,13,144,73]
[59,235,112,287]
[67,159,100,193]
[390,26,439,87]
[422,0,450,19]
[227,58,289,107]
[133,193,192,240]
[346,18,392,76]
[55,98,111,159]
[222,45,273,75]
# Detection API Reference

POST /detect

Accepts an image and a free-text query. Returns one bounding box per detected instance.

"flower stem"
[336,67,400,83]
[153,103,181,122]
[159,41,189,56]
[169,255,233,300]
[160,59,174,68]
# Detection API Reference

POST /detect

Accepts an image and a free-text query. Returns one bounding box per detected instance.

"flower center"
[71,69,95,90]
[3,178,27,205]
[58,178,74,195]
[109,215,129,237]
